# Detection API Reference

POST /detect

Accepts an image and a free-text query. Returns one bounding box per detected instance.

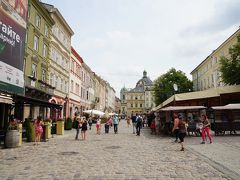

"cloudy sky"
[43,0,240,97]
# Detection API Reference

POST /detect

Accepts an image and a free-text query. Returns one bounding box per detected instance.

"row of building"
[0,0,119,131]
[120,28,240,117]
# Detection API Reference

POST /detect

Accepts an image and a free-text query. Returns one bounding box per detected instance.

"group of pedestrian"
[75,116,88,140]
[131,113,143,136]
[172,112,213,151]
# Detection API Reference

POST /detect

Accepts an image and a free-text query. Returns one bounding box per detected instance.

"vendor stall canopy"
[152,85,240,111]
[212,104,240,110]
[159,106,206,111]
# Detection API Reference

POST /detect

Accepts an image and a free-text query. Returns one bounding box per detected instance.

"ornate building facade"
[42,3,74,120]
[120,71,155,116]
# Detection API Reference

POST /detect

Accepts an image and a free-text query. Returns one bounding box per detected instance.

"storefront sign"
[0,0,28,94]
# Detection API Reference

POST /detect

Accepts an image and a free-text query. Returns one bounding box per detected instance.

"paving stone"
[0,122,239,179]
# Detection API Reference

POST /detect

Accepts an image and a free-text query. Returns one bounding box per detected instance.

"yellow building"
[120,71,155,116]
[191,28,240,91]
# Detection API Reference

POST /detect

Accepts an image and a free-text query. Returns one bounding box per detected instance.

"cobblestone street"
[0,121,240,180]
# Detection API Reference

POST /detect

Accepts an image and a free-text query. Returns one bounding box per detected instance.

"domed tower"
[120,86,128,115]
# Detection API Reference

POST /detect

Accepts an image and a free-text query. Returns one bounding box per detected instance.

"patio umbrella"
[83,109,105,116]
[109,112,117,116]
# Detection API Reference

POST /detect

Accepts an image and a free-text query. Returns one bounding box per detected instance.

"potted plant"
[5,119,21,148]
[64,117,72,130]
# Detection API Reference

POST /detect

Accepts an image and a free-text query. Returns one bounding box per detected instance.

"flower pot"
[5,130,20,148]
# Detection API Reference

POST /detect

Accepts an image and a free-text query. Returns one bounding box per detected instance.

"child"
[150,120,156,135]
[96,117,101,135]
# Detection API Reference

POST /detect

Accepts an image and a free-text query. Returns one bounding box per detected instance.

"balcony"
[25,76,54,95]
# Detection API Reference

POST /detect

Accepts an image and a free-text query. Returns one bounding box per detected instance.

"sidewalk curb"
[188,146,240,180]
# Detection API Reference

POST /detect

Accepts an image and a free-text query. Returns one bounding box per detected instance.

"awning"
[212,104,240,110]
[159,106,206,111]
[0,95,13,104]
[154,85,240,111]
[12,94,62,109]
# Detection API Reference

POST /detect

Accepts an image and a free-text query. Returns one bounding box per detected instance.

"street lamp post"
[64,95,68,120]
[173,84,178,106]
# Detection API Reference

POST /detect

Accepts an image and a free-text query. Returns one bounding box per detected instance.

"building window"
[135,96,138,100]
[65,81,68,93]
[214,57,217,64]
[33,36,39,51]
[32,64,37,78]
[131,104,133,108]
[55,76,58,89]
[50,73,53,85]
[44,25,48,36]
[35,14,41,28]
[42,69,46,82]
[71,60,74,71]
[135,104,138,108]
[61,79,63,91]
[43,44,47,57]
[123,95,125,100]
[87,91,89,100]
[76,83,79,95]
[140,104,142,108]
[71,80,74,92]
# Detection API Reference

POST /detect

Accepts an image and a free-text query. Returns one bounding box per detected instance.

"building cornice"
[191,28,240,74]
[71,47,84,63]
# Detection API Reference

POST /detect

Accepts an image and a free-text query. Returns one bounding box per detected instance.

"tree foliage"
[153,68,193,106]
[220,35,240,85]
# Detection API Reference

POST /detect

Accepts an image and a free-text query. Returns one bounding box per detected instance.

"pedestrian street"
[0,121,240,180]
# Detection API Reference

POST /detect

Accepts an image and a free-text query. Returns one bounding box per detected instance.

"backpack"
[137,116,142,125]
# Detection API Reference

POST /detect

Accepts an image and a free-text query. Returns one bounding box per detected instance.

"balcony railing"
[25,76,54,95]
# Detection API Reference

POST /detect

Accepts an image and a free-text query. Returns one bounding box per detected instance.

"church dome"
[136,70,153,87]
[120,86,128,92]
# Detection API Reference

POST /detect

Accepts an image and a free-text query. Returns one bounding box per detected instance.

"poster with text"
[0,0,28,94]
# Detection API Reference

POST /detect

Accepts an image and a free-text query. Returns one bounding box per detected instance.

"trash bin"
[57,121,64,135]
[17,123,22,146]
[44,122,51,139]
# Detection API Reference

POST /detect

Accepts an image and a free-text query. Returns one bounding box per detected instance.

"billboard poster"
[0,0,28,94]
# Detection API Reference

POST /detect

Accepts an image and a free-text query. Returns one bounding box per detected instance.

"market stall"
[211,104,240,135]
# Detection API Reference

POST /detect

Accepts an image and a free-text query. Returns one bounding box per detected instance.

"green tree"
[153,68,193,106]
[219,35,240,85]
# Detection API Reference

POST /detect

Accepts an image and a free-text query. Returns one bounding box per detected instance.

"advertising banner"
[0,0,28,94]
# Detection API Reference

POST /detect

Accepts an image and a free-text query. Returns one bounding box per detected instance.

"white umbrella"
[83,109,105,116]
[109,112,115,116]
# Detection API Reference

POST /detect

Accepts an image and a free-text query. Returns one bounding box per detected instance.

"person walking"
[88,117,93,130]
[81,117,88,140]
[75,116,81,140]
[131,113,137,134]
[200,114,212,144]
[172,113,180,142]
[172,114,187,151]
[105,117,112,133]
[34,116,43,145]
[136,114,143,136]
[154,113,161,135]
[113,114,119,134]
[126,116,131,127]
